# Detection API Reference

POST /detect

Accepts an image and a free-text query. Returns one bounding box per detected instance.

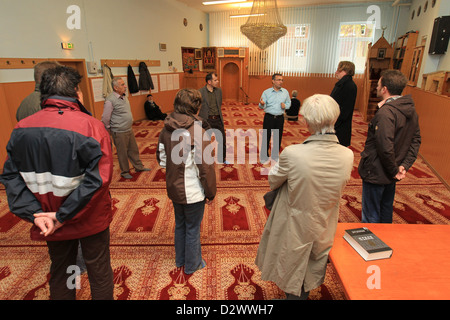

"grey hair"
[300,94,340,134]
[111,77,122,89]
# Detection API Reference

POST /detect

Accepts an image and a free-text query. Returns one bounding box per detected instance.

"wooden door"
[57,60,94,116]
[222,62,239,101]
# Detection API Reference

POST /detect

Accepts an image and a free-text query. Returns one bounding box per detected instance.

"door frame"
[56,59,95,116]
[217,48,249,103]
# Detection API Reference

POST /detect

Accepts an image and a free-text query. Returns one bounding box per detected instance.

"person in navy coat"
[330,61,357,147]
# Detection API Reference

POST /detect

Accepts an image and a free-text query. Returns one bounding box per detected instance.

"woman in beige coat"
[255,94,354,300]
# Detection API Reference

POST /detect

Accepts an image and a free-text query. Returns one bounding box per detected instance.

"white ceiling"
[175,0,396,13]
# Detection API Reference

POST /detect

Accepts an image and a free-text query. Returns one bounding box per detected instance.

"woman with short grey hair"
[300,93,340,134]
[256,94,354,300]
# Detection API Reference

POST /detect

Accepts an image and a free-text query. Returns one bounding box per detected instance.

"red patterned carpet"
[1,101,449,300]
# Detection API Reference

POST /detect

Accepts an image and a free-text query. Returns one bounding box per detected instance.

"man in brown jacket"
[358,69,421,223]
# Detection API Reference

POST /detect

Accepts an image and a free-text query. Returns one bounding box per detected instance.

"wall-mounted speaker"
[429,16,450,55]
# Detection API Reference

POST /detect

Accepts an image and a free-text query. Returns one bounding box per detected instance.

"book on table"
[343,227,393,261]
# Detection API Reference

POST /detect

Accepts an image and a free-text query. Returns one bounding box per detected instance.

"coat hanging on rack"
[102,64,114,98]
[138,61,154,91]
[127,64,139,94]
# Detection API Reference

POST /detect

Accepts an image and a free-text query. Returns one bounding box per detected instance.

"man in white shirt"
[259,73,291,161]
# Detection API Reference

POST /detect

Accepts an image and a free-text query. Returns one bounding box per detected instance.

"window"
[338,22,375,74]
[276,24,311,73]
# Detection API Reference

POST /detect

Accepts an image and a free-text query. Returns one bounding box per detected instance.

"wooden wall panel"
[404,86,450,186]
[2,81,35,126]
[0,83,19,169]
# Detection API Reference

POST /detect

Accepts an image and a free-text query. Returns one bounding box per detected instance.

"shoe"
[223,160,230,165]
[121,173,133,179]
[136,167,151,172]
[184,259,206,274]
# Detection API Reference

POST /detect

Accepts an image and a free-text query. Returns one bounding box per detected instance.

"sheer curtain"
[209,3,396,77]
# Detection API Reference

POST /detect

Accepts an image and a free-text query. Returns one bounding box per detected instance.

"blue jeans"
[173,200,205,274]
[361,181,396,223]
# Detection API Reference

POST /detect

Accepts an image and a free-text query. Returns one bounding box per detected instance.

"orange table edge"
[329,223,450,300]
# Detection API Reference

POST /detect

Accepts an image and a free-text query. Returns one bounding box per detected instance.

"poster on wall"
[91,78,104,102]
[181,47,199,72]
[151,75,158,93]
[203,47,216,71]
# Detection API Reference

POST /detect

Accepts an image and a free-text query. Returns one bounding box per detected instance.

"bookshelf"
[393,31,419,77]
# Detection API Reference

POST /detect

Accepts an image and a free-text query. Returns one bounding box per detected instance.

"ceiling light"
[240,0,287,50]
[203,0,247,5]
[232,2,253,8]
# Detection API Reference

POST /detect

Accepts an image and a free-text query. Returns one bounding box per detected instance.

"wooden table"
[329,223,450,300]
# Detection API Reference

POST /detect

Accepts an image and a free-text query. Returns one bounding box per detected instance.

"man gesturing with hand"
[259,73,291,161]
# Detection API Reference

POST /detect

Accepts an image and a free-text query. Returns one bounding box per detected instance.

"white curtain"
[209,2,397,77]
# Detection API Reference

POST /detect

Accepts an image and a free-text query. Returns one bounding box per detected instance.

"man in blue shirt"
[259,73,291,161]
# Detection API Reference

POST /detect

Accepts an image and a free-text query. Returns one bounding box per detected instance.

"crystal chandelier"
[240,0,287,50]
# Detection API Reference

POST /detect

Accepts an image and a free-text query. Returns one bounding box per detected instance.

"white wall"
[0,0,208,82]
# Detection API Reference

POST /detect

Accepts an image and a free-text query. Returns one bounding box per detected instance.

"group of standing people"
[255,62,421,300]
[1,60,420,300]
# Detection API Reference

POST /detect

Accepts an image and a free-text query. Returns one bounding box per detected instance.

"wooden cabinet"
[407,46,425,86]
[183,71,207,89]
[421,71,450,96]
[393,31,419,77]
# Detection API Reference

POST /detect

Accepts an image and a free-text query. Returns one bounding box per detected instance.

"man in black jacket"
[358,69,421,223]
[198,72,227,163]
[331,61,357,147]
[144,94,167,121]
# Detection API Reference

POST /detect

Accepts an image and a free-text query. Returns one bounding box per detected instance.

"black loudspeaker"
[429,16,450,54]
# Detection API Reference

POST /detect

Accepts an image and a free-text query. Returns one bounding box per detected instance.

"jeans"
[173,200,206,274]
[361,181,396,223]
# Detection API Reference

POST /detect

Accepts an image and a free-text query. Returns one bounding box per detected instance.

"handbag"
[263,187,280,210]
